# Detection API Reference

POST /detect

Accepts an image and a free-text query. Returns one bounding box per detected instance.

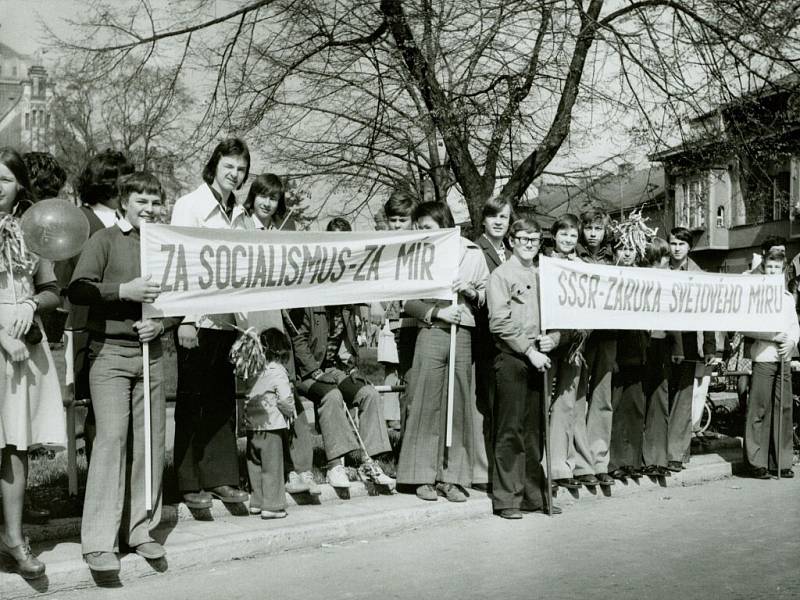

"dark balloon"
[21,199,90,260]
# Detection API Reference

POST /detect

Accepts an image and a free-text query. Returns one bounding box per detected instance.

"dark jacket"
[288,306,360,379]
[475,234,511,273]
[577,242,614,265]
[671,257,717,361]
[474,235,512,352]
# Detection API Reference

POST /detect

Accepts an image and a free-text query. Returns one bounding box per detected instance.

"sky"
[0,0,659,228]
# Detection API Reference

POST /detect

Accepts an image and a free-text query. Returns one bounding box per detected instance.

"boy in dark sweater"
[68,172,177,573]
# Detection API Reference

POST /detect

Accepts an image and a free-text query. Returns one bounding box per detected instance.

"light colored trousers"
[548,353,581,480]
[81,341,165,554]
[572,338,616,476]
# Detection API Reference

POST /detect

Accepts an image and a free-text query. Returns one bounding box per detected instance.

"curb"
[23,452,739,544]
[1,493,491,600]
[23,481,376,544]
[2,454,739,598]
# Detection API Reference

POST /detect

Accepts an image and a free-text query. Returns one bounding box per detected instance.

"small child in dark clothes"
[232,327,296,519]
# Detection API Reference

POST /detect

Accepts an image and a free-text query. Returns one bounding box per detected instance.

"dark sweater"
[67,222,179,346]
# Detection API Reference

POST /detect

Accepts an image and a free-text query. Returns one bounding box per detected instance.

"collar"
[115,218,136,234]
[577,243,612,260]
[197,183,246,223]
[508,253,535,271]
[481,233,506,253]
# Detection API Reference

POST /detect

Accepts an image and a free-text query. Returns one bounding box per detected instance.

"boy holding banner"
[541,214,584,491]
[68,172,176,573]
[742,249,798,479]
[487,217,557,518]
[170,138,251,508]
[666,227,719,472]
[398,202,489,502]
[572,209,617,487]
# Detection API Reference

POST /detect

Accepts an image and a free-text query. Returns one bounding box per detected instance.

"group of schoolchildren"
[0,137,796,581]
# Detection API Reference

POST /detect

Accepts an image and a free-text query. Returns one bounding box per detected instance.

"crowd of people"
[0,137,796,581]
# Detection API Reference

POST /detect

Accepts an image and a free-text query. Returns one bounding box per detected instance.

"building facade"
[0,43,55,153]
[651,77,800,273]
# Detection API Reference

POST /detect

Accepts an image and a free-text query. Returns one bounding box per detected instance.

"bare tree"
[51,59,193,199]
[50,0,800,226]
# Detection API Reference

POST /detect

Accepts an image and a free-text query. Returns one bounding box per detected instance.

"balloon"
[20,199,90,261]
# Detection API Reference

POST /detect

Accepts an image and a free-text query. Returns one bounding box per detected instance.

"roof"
[529,166,665,225]
[651,73,800,161]
[0,43,30,61]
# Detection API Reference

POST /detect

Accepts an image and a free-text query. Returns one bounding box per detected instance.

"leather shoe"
[416,484,438,501]
[609,469,627,480]
[436,482,467,502]
[554,478,581,490]
[0,536,45,579]
[666,461,683,473]
[84,551,120,573]
[750,467,771,480]
[575,474,599,486]
[182,491,213,509]
[780,469,795,478]
[497,508,523,520]
[521,503,563,515]
[596,473,615,486]
[209,485,249,504]
[132,542,165,560]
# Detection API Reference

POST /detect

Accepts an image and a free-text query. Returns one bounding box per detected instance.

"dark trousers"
[667,360,696,464]
[746,361,793,470]
[491,352,548,511]
[247,430,287,512]
[609,366,645,471]
[173,328,240,492]
[474,335,496,485]
[642,339,670,468]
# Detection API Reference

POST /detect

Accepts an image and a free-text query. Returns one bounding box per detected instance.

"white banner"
[539,255,788,332]
[140,224,460,318]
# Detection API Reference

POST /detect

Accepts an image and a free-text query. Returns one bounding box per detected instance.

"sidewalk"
[0,449,741,599]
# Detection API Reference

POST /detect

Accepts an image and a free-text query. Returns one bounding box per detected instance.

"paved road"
[53,474,800,600]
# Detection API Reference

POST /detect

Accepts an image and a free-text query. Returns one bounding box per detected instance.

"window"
[688,178,707,228]
[716,205,725,228]
[676,176,708,228]
[25,112,29,129]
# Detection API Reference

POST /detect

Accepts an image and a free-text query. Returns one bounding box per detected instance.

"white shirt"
[171,183,247,330]
[92,203,119,228]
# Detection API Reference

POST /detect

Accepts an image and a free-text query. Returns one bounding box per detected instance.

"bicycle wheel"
[697,401,713,434]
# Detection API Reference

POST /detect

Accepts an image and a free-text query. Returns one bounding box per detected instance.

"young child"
[540,214,583,490]
[487,216,557,518]
[68,171,174,573]
[742,248,798,479]
[231,327,296,518]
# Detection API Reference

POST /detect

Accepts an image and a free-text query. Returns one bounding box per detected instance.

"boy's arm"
[67,235,119,305]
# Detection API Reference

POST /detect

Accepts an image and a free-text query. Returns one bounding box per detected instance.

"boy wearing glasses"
[487,217,559,519]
